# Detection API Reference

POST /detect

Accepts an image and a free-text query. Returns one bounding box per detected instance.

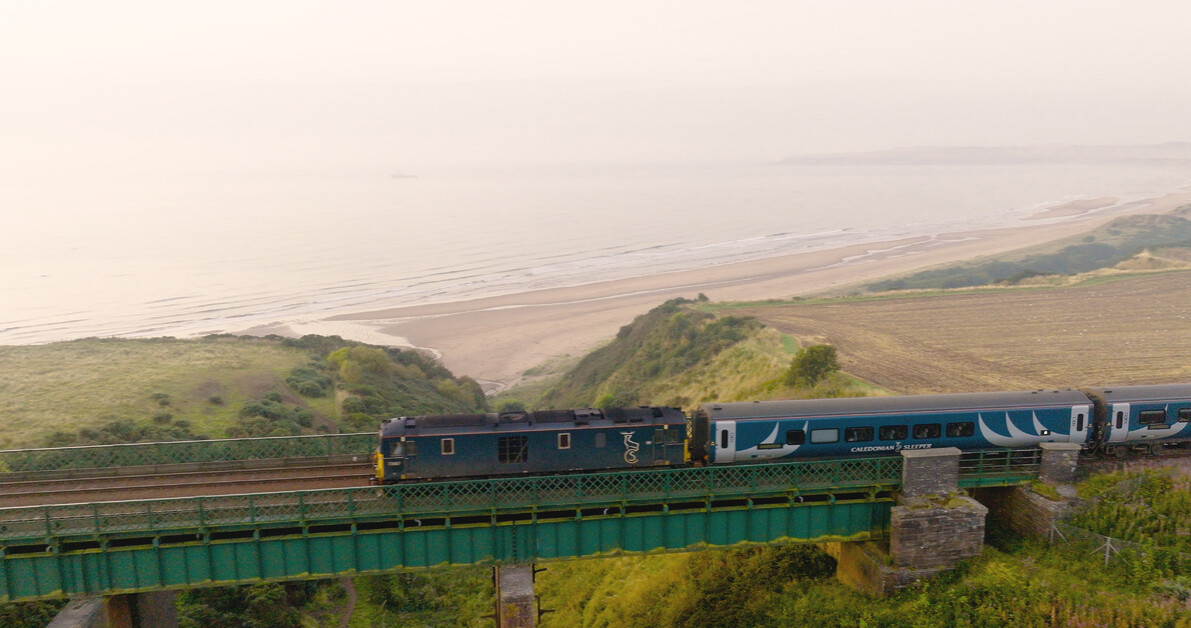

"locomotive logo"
[621,431,640,464]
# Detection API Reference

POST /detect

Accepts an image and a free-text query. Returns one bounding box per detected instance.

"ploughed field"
[730,272,1191,394]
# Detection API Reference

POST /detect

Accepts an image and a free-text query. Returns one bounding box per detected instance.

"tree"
[784,344,840,387]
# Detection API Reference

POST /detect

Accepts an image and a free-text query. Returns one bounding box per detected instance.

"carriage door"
[1108,403,1130,443]
[714,421,737,464]
[1069,405,1091,444]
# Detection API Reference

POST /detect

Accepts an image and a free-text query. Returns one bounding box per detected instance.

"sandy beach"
[250,190,1191,391]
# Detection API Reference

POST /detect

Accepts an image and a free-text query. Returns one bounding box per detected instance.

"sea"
[3,158,1190,345]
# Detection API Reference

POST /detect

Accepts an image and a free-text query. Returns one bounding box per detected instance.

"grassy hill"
[520,298,874,412]
[0,333,489,626]
[0,334,485,449]
[865,205,1191,292]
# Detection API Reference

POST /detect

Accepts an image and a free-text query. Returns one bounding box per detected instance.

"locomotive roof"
[699,389,1093,420]
[1097,383,1191,403]
[379,406,685,437]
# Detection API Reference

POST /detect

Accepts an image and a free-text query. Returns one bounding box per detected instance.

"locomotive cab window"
[946,422,975,438]
[845,427,874,442]
[1140,410,1167,426]
[1180,409,1191,422]
[810,428,839,444]
[558,433,571,449]
[879,425,908,441]
[913,423,941,439]
[441,438,455,455]
[404,441,417,456]
[498,435,528,464]
[786,429,805,445]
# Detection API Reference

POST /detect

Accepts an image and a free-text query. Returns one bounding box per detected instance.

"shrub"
[784,345,840,387]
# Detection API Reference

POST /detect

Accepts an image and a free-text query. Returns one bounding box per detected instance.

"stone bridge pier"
[828,443,1080,596]
[47,592,178,628]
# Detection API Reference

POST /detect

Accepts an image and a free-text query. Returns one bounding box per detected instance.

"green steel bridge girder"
[0,449,1040,603]
[0,495,892,602]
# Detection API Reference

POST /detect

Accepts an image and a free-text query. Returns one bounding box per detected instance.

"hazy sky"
[3,1,1190,173]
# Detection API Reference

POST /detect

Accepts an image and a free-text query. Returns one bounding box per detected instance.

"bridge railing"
[0,433,377,475]
[957,448,1042,487]
[0,456,904,544]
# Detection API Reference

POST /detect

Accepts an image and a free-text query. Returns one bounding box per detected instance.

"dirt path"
[339,577,357,628]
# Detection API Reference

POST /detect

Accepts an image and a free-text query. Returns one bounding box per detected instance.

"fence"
[0,433,377,474]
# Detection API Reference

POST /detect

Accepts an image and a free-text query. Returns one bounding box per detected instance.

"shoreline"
[244,189,1191,390]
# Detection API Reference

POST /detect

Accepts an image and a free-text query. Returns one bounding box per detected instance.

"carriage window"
[498,436,528,463]
[879,425,908,441]
[441,438,455,455]
[845,427,874,442]
[1139,410,1167,426]
[721,430,730,449]
[1076,413,1085,431]
[785,429,805,445]
[913,423,941,439]
[595,433,607,448]
[946,422,975,438]
[1180,409,1191,422]
[1116,411,1124,429]
[810,428,839,444]
[558,433,571,449]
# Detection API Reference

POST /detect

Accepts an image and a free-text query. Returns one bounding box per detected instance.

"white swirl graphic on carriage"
[621,431,640,464]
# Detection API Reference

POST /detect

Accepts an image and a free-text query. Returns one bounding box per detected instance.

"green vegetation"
[0,335,486,449]
[1073,469,1191,556]
[533,298,765,408]
[867,210,1191,292]
[350,568,493,627]
[534,537,1191,627]
[784,344,840,387]
[523,298,871,411]
[177,581,330,628]
[330,344,485,432]
[0,336,320,447]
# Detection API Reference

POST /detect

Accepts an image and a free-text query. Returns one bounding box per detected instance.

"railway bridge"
[0,434,1070,626]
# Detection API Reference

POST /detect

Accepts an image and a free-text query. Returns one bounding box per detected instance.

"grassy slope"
[525,299,874,412]
[536,537,1191,627]
[0,336,334,448]
[863,205,1191,292]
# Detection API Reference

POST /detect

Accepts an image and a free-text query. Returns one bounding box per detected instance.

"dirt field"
[728,272,1191,394]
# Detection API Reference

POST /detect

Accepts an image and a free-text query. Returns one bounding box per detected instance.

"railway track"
[0,461,375,508]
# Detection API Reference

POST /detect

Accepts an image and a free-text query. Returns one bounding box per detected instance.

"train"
[374,383,1191,483]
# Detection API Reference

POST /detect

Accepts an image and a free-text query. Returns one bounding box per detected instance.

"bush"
[784,345,840,387]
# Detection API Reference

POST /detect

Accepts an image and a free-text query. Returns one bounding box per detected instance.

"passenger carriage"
[696,389,1095,464]
[1094,384,1191,455]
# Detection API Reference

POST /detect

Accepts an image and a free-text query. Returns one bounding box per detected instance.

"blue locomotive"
[376,406,687,482]
[374,383,1191,483]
